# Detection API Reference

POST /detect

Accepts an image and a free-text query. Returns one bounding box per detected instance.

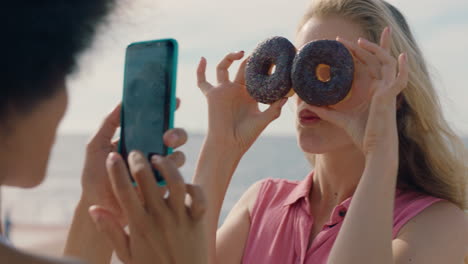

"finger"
[151,155,186,216]
[380,27,392,51]
[394,53,409,94]
[128,151,167,213]
[358,37,395,66]
[89,104,121,148]
[163,128,188,149]
[166,151,186,168]
[306,105,347,129]
[216,51,245,83]
[233,56,249,85]
[186,184,206,221]
[106,152,146,221]
[359,37,397,81]
[89,206,131,263]
[197,57,213,93]
[176,98,181,110]
[337,37,380,79]
[257,98,288,128]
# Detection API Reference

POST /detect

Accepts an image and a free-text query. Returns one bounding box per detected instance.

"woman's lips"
[299,109,321,125]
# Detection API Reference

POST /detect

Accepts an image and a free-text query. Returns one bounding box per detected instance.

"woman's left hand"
[80,99,186,225]
[308,27,409,159]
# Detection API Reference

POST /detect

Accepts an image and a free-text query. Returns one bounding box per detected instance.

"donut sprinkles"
[292,39,354,106]
[245,36,297,104]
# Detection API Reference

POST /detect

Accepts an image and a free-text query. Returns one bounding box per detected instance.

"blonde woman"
[194,0,468,263]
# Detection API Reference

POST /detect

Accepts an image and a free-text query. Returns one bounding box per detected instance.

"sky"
[61,0,468,137]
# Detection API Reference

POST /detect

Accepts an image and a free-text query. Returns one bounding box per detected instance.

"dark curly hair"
[0,0,116,118]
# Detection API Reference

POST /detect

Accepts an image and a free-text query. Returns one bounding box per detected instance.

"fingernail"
[239,50,245,54]
[387,27,392,35]
[151,155,162,164]
[107,152,119,164]
[129,151,140,160]
[89,210,102,229]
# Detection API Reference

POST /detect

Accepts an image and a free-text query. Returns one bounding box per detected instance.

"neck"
[308,145,365,208]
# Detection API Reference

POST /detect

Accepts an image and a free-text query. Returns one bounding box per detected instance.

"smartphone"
[118,38,178,185]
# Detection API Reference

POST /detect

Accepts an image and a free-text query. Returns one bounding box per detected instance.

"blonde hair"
[298,0,468,210]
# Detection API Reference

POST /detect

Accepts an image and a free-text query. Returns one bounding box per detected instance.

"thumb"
[307,105,347,129]
[89,206,131,263]
[89,104,121,149]
[257,98,288,127]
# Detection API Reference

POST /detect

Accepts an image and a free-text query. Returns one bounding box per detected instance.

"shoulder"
[393,189,450,236]
[393,201,468,263]
[404,201,468,240]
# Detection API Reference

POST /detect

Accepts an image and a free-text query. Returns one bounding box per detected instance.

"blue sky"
[61,0,468,137]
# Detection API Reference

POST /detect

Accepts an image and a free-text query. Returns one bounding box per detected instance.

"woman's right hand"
[197,51,288,154]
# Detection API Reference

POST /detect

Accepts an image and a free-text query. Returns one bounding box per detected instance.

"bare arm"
[194,52,286,264]
[327,154,468,264]
[192,138,243,264]
[193,138,262,264]
[327,154,398,264]
[63,199,112,264]
[62,105,120,264]
[216,181,262,264]
[317,27,467,264]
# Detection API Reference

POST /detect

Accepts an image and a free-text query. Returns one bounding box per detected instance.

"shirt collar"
[281,170,353,213]
[282,171,405,226]
[283,171,315,206]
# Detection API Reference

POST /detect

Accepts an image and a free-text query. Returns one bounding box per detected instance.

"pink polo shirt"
[242,172,444,264]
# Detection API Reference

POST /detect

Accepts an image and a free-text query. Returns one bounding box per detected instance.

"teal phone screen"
[120,41,175,182]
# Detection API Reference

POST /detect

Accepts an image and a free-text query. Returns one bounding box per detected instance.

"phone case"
[118,38,178,186]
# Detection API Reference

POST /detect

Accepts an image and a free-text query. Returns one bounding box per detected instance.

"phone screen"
[119,40,177,183]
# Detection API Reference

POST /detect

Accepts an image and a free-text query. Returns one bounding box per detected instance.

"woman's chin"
[296,128,354,155]
[297,138,329,154]
[297,132,328,154]
[298,137,355,155]
[22,175,47,188]
[299,145,329,154]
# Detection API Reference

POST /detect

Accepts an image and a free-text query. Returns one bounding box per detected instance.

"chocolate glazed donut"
[245,36,296,104]
[292,40,354,106]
